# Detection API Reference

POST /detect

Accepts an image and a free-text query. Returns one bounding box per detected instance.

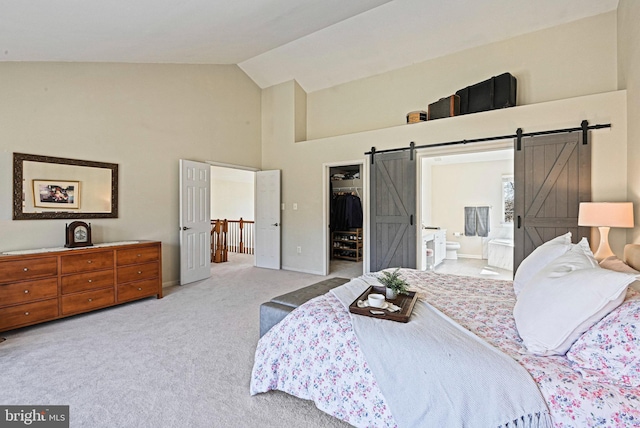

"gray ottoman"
[259,277,349,337]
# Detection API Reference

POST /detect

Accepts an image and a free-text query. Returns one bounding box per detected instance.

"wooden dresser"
[0,241,162,332]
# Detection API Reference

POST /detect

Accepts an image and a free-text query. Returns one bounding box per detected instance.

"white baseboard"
[457,254,484,260]
[281,265,325,276]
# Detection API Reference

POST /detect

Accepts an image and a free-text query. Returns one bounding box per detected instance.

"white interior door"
[255,170,281,269]
[180,159,211,284]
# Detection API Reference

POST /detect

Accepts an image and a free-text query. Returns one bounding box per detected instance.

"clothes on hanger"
[330,193,363,231]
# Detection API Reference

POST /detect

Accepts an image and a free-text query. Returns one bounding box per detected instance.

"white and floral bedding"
[251,269,640,427]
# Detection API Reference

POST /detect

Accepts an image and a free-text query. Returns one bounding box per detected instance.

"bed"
[251,239,640,427]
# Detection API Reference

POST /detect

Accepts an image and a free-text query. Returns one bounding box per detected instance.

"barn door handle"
[517,216,521,229]
[410,215,414,226]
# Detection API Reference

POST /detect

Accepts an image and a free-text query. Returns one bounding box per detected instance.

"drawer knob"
[24,311,30,316]
[88,298,93,302]
[137,254,141,257]
[23,267,28,272]
[88,279,93,283]
[87,260,93,264]
[24,289,29,294]
[137,287,142,291]
[137,271,142,274]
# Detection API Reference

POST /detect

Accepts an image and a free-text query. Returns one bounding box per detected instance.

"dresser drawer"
[117,278,160,302]
[0,298,58,331]
[0,278,58,307]
[61,270,114,295]
[117,262,159,284]
[61,288,115,316]
[0,257,57,284]
[117,246,160,266]
[61,251,113,274]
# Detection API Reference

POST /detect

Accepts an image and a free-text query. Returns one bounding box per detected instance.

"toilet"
[445,241,461,260]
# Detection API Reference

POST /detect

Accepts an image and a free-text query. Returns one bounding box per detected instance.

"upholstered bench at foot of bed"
[259,277,349,337]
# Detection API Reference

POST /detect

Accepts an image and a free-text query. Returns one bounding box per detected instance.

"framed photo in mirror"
[33,180,80,209]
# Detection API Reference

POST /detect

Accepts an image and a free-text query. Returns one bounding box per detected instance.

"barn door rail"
[365,120,611,162]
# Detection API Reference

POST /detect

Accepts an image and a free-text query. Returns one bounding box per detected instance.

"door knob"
[272,223,279,226]
[181,226,191,231]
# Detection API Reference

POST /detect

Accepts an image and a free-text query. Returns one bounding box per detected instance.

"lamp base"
[593,226,614,262]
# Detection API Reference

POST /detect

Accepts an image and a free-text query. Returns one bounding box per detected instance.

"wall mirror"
[13,152,118,220]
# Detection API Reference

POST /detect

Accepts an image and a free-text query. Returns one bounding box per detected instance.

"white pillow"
[514,239,636,356]
[513,232,573,296]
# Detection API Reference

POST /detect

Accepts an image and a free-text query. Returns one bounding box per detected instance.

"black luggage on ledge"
[427,95,460,120]
[456,73,517,115]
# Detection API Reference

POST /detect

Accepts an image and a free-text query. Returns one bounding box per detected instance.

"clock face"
[74,226,88,242]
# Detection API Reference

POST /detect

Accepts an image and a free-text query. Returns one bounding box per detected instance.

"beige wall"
[265,90,627,275]
[0,62,262,285]
[307,12,617,140]
[210,167,255,221]
[263,12,625,275]
[618,0,640,245]
[1,8,633,281]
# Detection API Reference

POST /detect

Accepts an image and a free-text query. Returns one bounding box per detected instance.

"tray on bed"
[349,286,418,322]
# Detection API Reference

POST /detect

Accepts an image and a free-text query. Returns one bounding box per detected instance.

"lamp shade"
[578,202,634,228]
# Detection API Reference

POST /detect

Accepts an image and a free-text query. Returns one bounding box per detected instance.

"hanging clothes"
[330,193,363,231]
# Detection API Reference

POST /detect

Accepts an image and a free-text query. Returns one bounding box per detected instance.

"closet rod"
[364,121,611,158]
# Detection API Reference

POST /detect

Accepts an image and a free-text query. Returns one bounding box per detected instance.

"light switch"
[293,203,298,210]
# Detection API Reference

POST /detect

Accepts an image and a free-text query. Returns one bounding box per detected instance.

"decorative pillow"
[600,255,640,275]
[513,232,573,296]
[599,256,640,292]
[567,289,640,387]
[514,239,636,356]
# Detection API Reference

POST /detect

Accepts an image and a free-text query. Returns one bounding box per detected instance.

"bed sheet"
[251,270,640,427]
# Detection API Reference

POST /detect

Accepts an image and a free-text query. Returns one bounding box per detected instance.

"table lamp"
[578,202,634,261]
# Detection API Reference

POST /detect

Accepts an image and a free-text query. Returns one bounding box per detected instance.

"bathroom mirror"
[13,152,118,220]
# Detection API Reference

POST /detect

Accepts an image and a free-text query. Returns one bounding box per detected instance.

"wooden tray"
[349,286,418,323]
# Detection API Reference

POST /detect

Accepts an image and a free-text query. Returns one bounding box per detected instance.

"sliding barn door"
[514,132,591,272]
[370,151,417,271]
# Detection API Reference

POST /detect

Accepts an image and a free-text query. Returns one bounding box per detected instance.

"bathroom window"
[502,175,514,223]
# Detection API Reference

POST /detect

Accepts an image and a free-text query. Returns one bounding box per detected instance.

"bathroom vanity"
[422,228,446,269]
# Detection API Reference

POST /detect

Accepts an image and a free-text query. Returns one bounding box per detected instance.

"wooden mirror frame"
[13,152,118,220]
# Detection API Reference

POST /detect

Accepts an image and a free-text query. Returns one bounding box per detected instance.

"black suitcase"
[456,73,517,115]
[427,95,460,120]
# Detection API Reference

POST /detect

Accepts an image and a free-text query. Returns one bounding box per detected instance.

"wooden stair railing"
[211,219,228,263]
[211,218,255,262]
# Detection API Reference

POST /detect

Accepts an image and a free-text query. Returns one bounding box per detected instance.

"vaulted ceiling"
[0,0,618,92]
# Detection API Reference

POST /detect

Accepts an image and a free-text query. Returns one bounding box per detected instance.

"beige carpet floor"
[0,253,354,428]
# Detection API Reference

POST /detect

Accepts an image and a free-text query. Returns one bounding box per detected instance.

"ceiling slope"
[0,0,618,92]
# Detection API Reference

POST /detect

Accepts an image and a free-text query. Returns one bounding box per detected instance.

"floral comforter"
[250,270,640,427]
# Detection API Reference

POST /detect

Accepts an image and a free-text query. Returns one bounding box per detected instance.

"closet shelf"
[332,229,363,262]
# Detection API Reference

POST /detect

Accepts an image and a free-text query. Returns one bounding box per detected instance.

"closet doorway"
[325,162,365,277]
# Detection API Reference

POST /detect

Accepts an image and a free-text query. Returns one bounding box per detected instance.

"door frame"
[322,160,368,275]
[416,140,514,269]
